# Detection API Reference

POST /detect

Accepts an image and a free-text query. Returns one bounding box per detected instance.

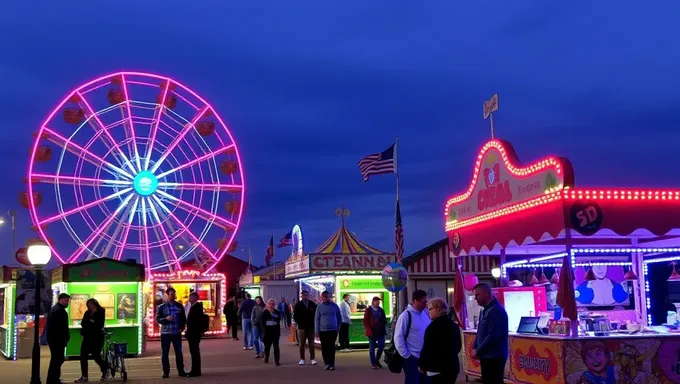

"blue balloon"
[382,262,408,293]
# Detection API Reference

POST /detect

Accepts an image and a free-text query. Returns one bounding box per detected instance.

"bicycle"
[103,330,128,382]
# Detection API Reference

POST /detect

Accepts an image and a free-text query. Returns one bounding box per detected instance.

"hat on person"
[372,296,382,302]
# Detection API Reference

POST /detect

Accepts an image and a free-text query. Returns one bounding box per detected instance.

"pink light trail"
[151,106,210,174]
[38,187,132,226]
[120,74,142,171]
[144,80,170,171]
[31,173,130,187]
[156,189,235,229]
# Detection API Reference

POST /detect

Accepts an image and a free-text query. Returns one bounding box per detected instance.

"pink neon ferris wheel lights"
[26,71,246,273]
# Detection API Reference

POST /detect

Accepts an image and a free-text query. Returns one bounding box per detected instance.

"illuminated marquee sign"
[310,254,394,271]
[445,140,571,230]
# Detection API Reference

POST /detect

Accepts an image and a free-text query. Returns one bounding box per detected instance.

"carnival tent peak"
[312,220,389,255]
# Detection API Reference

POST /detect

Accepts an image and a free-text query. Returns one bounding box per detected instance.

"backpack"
[201,313,210,333]
[384,311,412,374]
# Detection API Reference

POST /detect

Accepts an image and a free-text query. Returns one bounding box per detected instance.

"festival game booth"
[0,266,51,360]
[147,269,226,338]
[284,216,395,345]
[51,258,145,358]
[446,139,680,384]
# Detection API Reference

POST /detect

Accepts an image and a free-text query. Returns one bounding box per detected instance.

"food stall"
[0,266,51,360]
[238,264,297,303]
[147,269,226,338]
[285,217,395,345]
[51,258,145,358]
[445,139,680,383]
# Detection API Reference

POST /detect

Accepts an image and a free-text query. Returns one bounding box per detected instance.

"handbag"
[384,311,412,374]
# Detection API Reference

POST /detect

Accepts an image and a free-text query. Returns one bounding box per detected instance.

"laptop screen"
[517,316,540,334]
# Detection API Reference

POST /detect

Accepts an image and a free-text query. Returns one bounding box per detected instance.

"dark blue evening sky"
[1,1,679,266]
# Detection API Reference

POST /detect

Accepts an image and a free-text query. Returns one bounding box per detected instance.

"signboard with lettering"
[310,254,394,272]
[446,140,571,227]
[509,336,563,384]
[285,255,310,278]
[64,258,144,283]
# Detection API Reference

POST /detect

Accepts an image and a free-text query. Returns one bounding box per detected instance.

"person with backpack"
[186,292,209,377]
[394,289,431,384]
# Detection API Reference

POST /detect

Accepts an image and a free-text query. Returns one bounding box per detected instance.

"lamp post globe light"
[28,243,51,384]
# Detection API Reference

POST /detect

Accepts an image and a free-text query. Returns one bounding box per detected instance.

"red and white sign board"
[15,247,29,266]
[445,140,567,229]
[285,255,310,278]
[310,254,394,272]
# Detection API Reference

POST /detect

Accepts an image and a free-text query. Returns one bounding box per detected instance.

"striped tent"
[313,222,389,255]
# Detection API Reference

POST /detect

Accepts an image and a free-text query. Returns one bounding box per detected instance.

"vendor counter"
[463,330,680,384]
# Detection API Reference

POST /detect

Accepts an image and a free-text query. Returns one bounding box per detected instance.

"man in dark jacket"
[237,293,256,350]
[293,290,317,365]
[46,293,71,384]
[186,292,206,377]
[156,287,187,378]
[223,296,238,340]
[472,283,509,384]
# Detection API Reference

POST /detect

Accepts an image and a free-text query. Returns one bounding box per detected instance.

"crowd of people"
[221,282,509,384]
[42,282,509,384]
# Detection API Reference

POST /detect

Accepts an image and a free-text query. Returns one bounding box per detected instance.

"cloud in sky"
[0,1,679,266]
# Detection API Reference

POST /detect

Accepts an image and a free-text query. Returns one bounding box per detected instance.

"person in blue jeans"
[251,296,266,358]
[155,287,187,378]
[394,289,431,384]
[363,296,387,369]
[238,293,256,350]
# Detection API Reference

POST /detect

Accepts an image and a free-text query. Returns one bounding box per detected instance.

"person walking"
[262,298,282,366]
[472,283,509,384]
[418,298,462,383]
[363,296,387,369]
[394,289,431,384]
[314,291,342,371]
[46,293,70,384]
[251,296,266,358]
[74,299,108,383]
[278,297,290,329]
[238,293,256,350]
[338,293,352,352]
[223,296,239,341]
[186,292,208,377]
[293,291,318,365]
[156,287,187,378]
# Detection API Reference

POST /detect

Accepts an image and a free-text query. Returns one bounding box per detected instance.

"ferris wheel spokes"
[143,81,170,171]
[29,173,131,188]
[150,106,210,174]
[119,74,143,172]
[156,181,242,192]
[155,189,235,229]
[156,144,235,180]
[41,127,135,180]
[146,197,182,271]
[113,196,140,261]
[76,91,137,173]
[96,195,138,260]
[151,195,218,261]
[38,187,133,226]
[67,193,135,263]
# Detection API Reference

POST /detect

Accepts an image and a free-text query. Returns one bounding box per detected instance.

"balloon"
[382,262,408,293]
[463,274,479,291]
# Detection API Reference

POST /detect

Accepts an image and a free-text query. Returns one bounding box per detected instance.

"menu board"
[503,290,536,332]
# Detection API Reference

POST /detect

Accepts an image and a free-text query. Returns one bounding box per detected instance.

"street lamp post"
[28,243,52,384]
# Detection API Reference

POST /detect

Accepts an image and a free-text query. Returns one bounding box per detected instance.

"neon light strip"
[120,74,143,171]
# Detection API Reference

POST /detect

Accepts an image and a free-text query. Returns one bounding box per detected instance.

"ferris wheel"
[24,71,245,273]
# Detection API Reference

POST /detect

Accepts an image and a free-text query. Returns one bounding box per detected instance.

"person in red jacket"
[363,296,387,369]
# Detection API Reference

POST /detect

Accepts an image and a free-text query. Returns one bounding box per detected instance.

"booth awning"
[404,238,498,275]
[313,222,389,255]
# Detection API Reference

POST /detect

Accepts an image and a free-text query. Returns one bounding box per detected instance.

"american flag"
[357,144,396,182]
[278,231,292,248]
[395,199,404,262]
[265,235,274,266]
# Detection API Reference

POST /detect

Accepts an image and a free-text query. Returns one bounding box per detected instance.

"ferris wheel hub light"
[133,171,159,196]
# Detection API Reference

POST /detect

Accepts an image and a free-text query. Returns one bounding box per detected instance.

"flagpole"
[395,136,400,201]
[394,136,406,314]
